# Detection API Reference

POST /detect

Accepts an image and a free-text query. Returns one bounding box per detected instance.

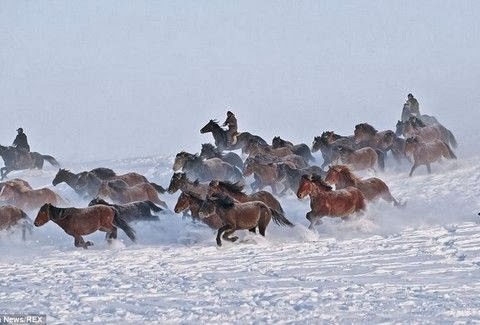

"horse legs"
[426,163,432,174]
[74,235,93,249]
[409,164,418,177]
[216,225,230,246]
[222,228,238,242]
[249,227,257,234]
[306,212,322,230]
[107,227,118,242]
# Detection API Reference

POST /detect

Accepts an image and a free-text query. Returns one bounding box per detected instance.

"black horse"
[0,145,60,179]
[200,119,267,151]
[88,197,163,223]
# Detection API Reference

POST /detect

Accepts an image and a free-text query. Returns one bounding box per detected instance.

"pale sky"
[1,1,479,162]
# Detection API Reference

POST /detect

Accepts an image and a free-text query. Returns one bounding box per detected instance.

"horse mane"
[355,123,377,135]
[211,193,235,209]
[89,197,112,206]
[310,174,332,191]
[217,181,245,194]
[333,165,360,184]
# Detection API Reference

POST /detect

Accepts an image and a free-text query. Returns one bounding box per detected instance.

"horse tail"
[20,211,33,241]
[145,200,164,213]
[375,149,385,171]
[444,142,457,160]
[231,166,244,183]
[446,129,458,148]
[150,182,166,194]
[112,209,136,242]
[41,155,60,168]
[269,208,294,227]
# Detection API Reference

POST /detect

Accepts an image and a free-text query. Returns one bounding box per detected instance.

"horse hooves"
[230,236,238,242]
[85,241,94,247]
[216,239,222,246]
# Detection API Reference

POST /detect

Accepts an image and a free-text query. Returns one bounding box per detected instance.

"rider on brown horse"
[223,111,239,146]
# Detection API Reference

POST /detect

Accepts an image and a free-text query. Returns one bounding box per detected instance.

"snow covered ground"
[1,153,479,323]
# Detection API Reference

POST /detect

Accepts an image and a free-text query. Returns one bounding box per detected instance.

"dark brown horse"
[325,165,402,206]
[271,136,315,162]
[167,172,210,200]
[34,203,136,248]
[207,180,286,217]
[243,157,281,194]
[333,146,379,172]
[200,143,244,170]
[297,174,366,229]
[0,182,66,211]
[97,180,168,207]
[174,192,224,229]
[353,123,394,152]
[276,163,326,195]
[173,151,243,183]
[0,205,32,240]
[200,119,267,151]
[404,137,457,176]
[198,193,293,246]
[0,145,60,179]
[312,132,356,169]
[88,198,163,223]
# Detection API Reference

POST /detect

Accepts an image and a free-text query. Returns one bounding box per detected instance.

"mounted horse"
[34,203,136,248]
[173,151,243,183]
[200,119,267,151]
[0,205,32,240]
[296,174,366,229]
[404,137,456,176]
[200,143,244,170]
[0,145,60,179]
[325,165,402,206]
[396,118,457,149]
[88,198,163,223]
[198,193,293,246]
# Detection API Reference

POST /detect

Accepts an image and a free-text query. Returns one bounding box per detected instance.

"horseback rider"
[13,128,30,152]
[222,111,239,146]
[401,93,421,122]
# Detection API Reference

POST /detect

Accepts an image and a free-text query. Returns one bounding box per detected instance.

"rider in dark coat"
[222,111,239,146]
[13,128,30,152]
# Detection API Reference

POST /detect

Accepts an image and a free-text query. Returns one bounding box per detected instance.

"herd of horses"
[0,112,458,247]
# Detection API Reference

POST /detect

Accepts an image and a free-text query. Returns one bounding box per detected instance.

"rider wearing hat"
[12,128,30,152]
[223,111,239,147]
[401,93,421,122]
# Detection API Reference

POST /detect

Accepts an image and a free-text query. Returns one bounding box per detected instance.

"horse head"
[168,172,187,194]
[34,203,52,226]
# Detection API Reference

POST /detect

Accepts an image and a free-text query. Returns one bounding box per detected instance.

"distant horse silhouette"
[34,203,136,248]
[173,151,243,183]
[198,193,293,246]
[404,137,456,176]
[297,174,365,229]
[325,165,402,206]
[88,197,163,223]
[0,145,60,179]
[0,205,32,240]
[97,180,168,207]
[167,172,209,200]
[200,143,244,170]
[200,119,267,151]
[271,136,315,162]
[174,192,224,229]
[0,182,66,211]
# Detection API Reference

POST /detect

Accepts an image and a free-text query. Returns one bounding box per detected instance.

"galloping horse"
[167,172,210,200]
[200,143,244,170]
[34,203,136,248]
[396,118,457,149]
[271,136,315,162]
[97,180,168,207]
[297,174,366,229]
[275,163,325,195]
[0,145,60,179]
[243,157,281,194]
[333,146,380,172]
[198,193,294,246]
[174,192,224,229]
[404,137,457,176]
[200,119,267,151]
[0,205,32,240]
[312,132,356,169]
[325,165,402,206]
[173,151,243,183]
[0,182,66,211]
[88,198,163,223]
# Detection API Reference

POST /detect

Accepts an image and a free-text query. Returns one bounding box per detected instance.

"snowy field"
[1,153,480,324]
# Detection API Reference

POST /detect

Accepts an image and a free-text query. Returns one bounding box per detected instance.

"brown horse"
[333,146,379,172]
[173,151,243,183]
[404,137,457,176]
[198,193,293,246]
[244,140,294,159]
[353,123,394,151]
[0,178,32,192]
[396,118,457,148]
[34,203,136,248]
[0,145,60,180]
[325,165,402,206]
[200,143,244,170]
[271,136,315,162]
[297,174,366,229]
[167,172,210,200]
[243,157,281,194]
[0,205,32,240]
[97,180,168,208]
[312,132,356,169]
[207,180,286,217]
[276,163,326,195]
[88,198,163,223]
[174,192,224,229]
[0,182,66,211]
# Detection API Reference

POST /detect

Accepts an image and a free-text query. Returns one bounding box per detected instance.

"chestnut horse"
[404,137,457,176]
[207,180,286,217]
[34,203,136,248]
[296,174,366,229]
[325,165,402,206]
[88,198,162,223]
[0,182,66,211]
[243,157,281,194]
[333,146,379,172]
[174,192,224,229]
[0,205,32,240]
[0,178,32,192]
[198,193,294,246]
[167,172,210,200]
[97,180,168,208]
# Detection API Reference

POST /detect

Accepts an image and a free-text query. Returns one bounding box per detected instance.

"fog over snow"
[1,1,479,161]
